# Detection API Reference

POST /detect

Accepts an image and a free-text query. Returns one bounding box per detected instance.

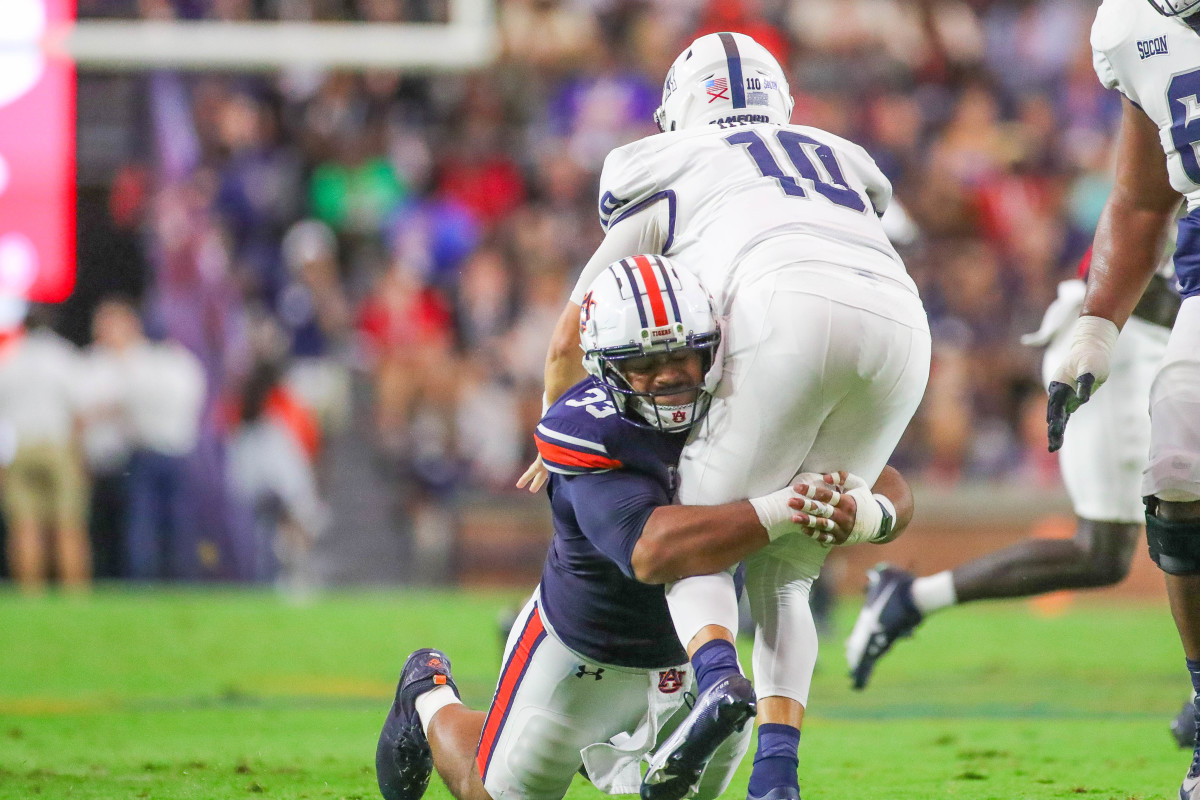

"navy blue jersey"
[534,379,689,669]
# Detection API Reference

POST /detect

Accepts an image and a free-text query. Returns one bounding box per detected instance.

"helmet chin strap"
[632,396,696,432]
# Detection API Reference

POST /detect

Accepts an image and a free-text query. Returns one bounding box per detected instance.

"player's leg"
[680,277,930,798]
[475,599,653,800]
[847,316,1163,690]
[645,574,756,800]
[1141,296,1200,798]
[742,553,818,800]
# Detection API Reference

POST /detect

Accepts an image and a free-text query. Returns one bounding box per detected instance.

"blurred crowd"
[6,0,1114,588]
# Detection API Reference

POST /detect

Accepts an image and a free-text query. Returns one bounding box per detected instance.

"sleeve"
[535,415,624,475]
[558,468,667,579]
[1089,1,1129,94]
[847,141,893,218]
[598,144,660,232]
[1092,47,1121,92]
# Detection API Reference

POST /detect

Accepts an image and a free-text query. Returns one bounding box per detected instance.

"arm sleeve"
[849,141,893,218]
[559,469,668,579]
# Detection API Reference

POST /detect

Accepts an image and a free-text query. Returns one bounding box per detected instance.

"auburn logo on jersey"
[657,668,686,693]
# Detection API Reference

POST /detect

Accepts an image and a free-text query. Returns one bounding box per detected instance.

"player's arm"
[1084,97,1181,328]
[632,466,913,584]
[1047,97,1181,450]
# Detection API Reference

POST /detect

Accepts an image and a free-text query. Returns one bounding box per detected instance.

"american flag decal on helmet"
[705,76,730,103]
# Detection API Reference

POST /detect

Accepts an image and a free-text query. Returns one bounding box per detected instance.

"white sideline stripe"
[536,424,608,453]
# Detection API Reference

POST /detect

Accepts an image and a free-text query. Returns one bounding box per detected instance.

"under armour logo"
[575,665,604,680]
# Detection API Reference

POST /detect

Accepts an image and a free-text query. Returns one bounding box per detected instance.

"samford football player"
[846,241,1196,749]
[1043,0,1200,796]
[376,258,914,800]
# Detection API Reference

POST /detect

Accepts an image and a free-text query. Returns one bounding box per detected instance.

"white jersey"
[576,122,918,308]
[1093,0,1200,209]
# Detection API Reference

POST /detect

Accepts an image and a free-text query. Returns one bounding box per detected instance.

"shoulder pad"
[537,383,624,475]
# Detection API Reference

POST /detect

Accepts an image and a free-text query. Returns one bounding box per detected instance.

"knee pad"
[1145,502,1200,576]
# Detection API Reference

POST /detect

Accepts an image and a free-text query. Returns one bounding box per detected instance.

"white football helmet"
[654,31,794,132]
[579,255,721,432]
[1147,0,1200,16]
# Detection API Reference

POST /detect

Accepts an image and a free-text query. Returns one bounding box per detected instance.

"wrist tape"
[841,487,896,545]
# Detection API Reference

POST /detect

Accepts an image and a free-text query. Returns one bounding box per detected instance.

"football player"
[378,258,915,800]
[519,31,930,800]
[1041,0,1200,796]
[846,245,1198,745]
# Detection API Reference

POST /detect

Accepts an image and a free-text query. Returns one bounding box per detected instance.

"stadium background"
[1,0,1155,599]
[3,2,1195,799]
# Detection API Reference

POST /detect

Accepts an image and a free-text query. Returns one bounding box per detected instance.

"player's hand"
[516,454,549,493]
[788,472,859,546]
[1046,315,1118,452]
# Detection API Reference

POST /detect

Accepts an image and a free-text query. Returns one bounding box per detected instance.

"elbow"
[630,535,675,585]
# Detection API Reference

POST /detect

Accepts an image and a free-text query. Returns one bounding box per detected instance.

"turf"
[0,587,1192,799]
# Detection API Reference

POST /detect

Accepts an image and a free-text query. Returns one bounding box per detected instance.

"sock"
[747,723,800,797]
[910,571,957,615]
[414,685,462,731]
[691,639,741,695]
[1188,658,1200,697]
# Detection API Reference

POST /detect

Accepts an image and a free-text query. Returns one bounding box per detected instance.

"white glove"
[1046,315,1118,452]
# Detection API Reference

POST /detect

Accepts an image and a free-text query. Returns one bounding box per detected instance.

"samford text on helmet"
[654,31,794,132]
[1147,0,1200,17]
[579,255,721,432]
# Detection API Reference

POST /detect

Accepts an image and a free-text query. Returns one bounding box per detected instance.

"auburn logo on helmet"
[579,291,597,333]
[658,668,686,693]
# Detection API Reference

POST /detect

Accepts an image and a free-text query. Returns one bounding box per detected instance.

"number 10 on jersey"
[725,130,868,213]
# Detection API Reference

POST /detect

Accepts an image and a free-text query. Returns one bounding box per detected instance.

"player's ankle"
[911,571,956,615]
[747,724,800,796]
[691,638,741,694]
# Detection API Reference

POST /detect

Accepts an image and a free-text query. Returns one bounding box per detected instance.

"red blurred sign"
[0,0,76,303]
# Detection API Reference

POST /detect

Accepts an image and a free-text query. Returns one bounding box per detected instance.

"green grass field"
[0,587,1192,799]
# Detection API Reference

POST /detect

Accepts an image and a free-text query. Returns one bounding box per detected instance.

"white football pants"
[480,592,751,800]
[1144,295,1200,502]
[668,263,930,705]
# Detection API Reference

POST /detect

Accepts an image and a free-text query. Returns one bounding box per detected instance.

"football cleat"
[376,648,460,800]
[1182,696,1200,800]
[845,565,922,690]
[746,787,801,800]
[641,674,756,800]
[1174,698,1199,749]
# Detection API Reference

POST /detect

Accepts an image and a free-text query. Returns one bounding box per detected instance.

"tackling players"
[522,31,930,800]
[376,259,915,800]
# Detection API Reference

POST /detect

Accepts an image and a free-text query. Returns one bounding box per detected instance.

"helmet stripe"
[653,255,683,322]
[633,254,669,327]
[718,33,746,110]
[618,260,649,329]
